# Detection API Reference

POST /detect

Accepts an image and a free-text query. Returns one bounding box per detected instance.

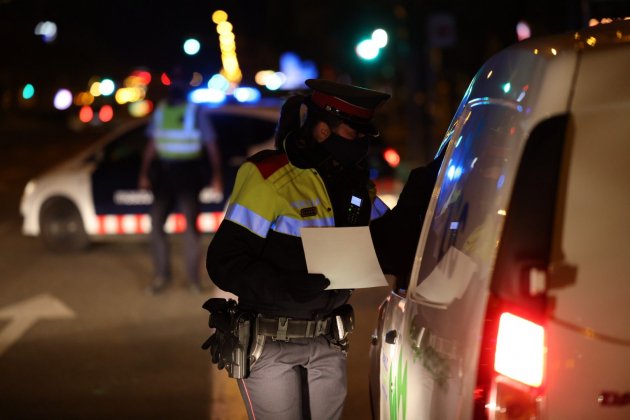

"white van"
[369,20,630,419]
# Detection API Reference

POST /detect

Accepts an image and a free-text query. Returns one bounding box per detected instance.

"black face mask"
[321,133,369,167]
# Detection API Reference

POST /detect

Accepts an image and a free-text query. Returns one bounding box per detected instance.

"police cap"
[305,79,390,136]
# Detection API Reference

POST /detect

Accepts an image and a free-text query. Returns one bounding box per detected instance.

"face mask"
[321,133,369,167]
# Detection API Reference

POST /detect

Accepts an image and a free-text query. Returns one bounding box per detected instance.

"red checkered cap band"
[311,91,374,120]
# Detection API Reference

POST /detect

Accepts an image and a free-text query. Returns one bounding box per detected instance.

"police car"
[20,100,283,252]
[369,20,630,419]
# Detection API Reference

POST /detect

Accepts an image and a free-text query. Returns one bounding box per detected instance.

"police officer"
[205,79,442,419]
[139,71,223,294]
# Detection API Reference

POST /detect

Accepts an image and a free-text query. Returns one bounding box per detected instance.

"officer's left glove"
[289,273,330,302]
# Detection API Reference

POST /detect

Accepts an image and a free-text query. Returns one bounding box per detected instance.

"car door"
[91,123,151,219]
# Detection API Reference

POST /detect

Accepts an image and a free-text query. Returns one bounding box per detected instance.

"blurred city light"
[89,82,102,97]
[190,72,203,86]
[383,147,401,168]
[233,87,261,103]
[265,72,286,91]
[212,10,228,24]
[128,70,152,86]
[183,38,201,55]
[115,87,144,104]
[189,88,226,104]
[279,52,317,89]
[160,72,171,86]
[99,105,114,123]
[75,91,95,106]
[213,10,242,85]
[79,105,93,123]
[516,20,532,41]
[128,100,153,118]
[22,84,35,100]
[53,89,73,110]
[99,79,115,96]
[356,28,389,61]
[356,39,380,60]
[208,74,230,91]
[372,29,388,48]
[34,21,57,43]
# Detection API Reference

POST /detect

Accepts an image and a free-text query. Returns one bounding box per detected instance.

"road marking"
[0,294,76,356]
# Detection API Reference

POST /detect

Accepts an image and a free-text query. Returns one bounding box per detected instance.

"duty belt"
[256,316,331,341]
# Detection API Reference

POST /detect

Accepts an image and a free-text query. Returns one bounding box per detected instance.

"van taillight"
[474,297,546,419]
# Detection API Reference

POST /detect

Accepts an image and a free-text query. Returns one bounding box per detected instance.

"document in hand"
[300,226,388,289]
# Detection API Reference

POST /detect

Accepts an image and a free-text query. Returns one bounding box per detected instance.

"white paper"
[300,226,388,289]
[411,246,477,307]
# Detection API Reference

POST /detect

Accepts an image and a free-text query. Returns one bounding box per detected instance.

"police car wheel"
[39,197,90,252]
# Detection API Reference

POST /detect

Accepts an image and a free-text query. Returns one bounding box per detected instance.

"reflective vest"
[152,102,202,160]
[224,151,390,238]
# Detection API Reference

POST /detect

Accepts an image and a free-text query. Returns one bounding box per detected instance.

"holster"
[327,304,355,352]
[201,298,257,379]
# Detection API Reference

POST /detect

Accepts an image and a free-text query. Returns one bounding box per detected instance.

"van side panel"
[546,43,630,419]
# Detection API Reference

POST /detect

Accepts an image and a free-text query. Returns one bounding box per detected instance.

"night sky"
[1,0,595,89]
[1,0,625,155]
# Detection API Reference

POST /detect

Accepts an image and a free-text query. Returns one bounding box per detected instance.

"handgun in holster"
[329,304,355,351]
[201,298,257,379]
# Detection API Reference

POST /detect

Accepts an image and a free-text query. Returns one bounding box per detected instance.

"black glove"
[289,273,330,302]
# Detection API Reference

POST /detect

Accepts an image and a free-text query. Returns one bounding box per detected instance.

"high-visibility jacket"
[206,149,392,319]
[206,145,444,319]
[152,102,203,160]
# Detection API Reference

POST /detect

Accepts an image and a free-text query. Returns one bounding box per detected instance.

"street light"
[356,28,388,61]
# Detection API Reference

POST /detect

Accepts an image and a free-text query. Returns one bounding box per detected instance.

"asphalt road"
[0,113,391,419]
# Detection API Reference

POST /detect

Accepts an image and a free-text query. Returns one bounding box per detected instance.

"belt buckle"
[273,317,290,341]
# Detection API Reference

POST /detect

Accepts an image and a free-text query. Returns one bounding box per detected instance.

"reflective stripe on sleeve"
[224,202,272,238]
[370,197,390,220]
[272,215,335,237]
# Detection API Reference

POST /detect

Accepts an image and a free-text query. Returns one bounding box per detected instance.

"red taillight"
[383,147,401,168]
[495,312,545,387]
[474,296,546,419]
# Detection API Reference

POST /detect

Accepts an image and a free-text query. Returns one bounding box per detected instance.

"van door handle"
[385,330,398,344]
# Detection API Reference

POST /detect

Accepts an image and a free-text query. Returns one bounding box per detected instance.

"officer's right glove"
[289,273,330,302]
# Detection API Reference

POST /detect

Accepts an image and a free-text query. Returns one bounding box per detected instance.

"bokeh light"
[99,105,114,123]
[208,74,230,91]
[372,29,388,48]
[99,79,115,96]
[53,89,73,110]
[129,100,153,118]
[34,21,57,43]
[79,106,93,123]
[22,84,35,100]
[234,87,261,103]
[516,21,532,41]
[356,39,379,60]
[212,10,228,24]
[183,38,201,55]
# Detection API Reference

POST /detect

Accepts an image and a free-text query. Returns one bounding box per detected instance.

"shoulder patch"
[248,150,289,179]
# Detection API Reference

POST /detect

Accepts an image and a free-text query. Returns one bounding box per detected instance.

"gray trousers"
[237,335,347,420]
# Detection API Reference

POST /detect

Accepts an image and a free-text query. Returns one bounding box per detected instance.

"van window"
[411,101,526,303]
